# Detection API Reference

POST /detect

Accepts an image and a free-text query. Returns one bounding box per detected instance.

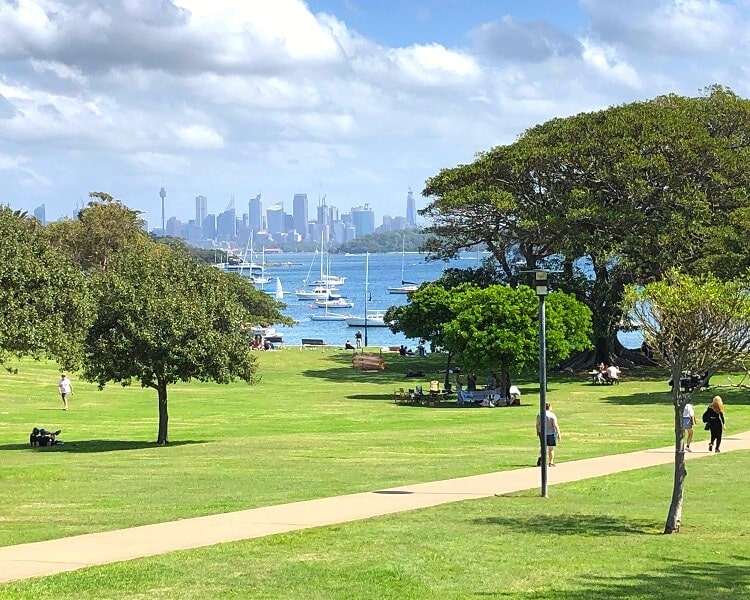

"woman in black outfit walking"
[703,396,726,452]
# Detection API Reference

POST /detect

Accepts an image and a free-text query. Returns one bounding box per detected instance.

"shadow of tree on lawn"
[602,385,750,406]
[475,558,750,599]
[472,513,658,536]
[0,439,207,453]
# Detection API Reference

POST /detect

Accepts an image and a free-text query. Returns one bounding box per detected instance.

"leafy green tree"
[45,192,147,272]
[421,87,750,366]
[83,241,291,444]
[334,230,430,254]
[623,270,750,533]
[444,285,592,387]
[0,207,92,369]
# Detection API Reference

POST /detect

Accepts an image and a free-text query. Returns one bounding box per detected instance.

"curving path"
[1,432,749,584]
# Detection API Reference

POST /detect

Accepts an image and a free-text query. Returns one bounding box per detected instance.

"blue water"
[260,252,459,347]
[259,252,641,349]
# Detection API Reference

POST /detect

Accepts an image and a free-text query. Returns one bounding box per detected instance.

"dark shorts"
[546,433,557,447]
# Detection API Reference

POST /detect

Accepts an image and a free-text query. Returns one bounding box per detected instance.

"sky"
[1,0,750,229]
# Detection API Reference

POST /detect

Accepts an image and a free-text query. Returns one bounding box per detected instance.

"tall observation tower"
[159,187,166,233]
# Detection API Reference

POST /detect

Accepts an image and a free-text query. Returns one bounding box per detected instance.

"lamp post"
[535,270,549,498]
[518,265,559,498]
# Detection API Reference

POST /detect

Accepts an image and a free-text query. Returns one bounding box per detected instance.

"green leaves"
[0,207,92,369]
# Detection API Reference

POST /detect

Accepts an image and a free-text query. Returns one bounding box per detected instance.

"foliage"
[387,282,592,376]
[623,269,750,532]
[45,192,147,272]
[333,229,430,254]
[444,285,592,375]
[0,207,92,369]
[624,270,750,377]
[421,87,750,364]
[82,241,290,443]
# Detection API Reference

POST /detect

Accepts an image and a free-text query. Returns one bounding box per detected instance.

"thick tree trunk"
[664,392,687,533]
[156,383,169,445]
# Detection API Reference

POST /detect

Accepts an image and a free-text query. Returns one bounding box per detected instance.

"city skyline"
[3,2,750,227]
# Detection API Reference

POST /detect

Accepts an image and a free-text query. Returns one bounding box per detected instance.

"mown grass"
[1,349,748,554]
[1,452,748,599]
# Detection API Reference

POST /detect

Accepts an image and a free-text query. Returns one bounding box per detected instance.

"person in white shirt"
[536,402,561,466]
[57,374,73,410]
[682,402,696,451]
[605,364,620,383]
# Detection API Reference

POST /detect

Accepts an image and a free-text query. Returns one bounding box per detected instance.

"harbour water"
[258,252,460,347]
[256,252,641,349]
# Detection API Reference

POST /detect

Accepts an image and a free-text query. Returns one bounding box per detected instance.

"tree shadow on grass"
[0,440,207,453]
[472,513,658,536]
[476,558,750,599]
[602,385,750,406]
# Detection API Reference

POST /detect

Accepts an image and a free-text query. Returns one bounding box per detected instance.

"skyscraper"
[195,195,207,224]
[351,204,375,237]
[159,187,166,233]
[292,193,308,238]
[266,204,284,235]
[248,193,262,232]
[406,188,417,228]
[33,204,46,225]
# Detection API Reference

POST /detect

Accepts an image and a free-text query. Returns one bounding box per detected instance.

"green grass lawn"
[1,452,748,599]
[1,350,749,597]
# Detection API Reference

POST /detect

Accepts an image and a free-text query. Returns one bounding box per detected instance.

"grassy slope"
[1,351,748,591]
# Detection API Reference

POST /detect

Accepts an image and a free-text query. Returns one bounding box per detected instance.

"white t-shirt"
[538,410,558,433]
[606,365,619,379]
[682,403,694,419]
[58,377,72,394]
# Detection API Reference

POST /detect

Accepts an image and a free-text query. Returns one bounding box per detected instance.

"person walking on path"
[703,395,726,452]
[354,330,362,349]
[536,402,561,466]
[682,401,696,451]
[57,373,73,410]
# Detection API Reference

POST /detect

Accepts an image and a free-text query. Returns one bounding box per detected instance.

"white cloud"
[175,124,224,149]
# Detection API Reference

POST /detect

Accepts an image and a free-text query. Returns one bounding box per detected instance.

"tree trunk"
[443,352,453,389]
[664,392,687,533]
[156,382,169,445]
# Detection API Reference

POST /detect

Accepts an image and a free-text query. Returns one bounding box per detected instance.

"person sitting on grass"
[344,340,355,350]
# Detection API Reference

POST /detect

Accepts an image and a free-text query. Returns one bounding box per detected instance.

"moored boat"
[346,309,391,327]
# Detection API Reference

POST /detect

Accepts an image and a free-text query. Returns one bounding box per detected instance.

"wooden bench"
[353,353,386,371]
[300,338,325,349]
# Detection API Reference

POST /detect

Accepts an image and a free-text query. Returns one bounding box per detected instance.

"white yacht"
[346,309,391,328]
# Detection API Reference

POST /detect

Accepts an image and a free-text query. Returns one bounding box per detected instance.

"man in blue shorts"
[536,402,561,466]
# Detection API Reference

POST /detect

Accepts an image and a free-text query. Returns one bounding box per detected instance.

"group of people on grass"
[596,362,621,384]
[251,334,275,351]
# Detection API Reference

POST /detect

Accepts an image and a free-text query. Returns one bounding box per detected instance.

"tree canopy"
[420,87,750,365]
[0,207,92,369]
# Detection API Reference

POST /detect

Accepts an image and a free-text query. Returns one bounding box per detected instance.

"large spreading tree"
[83,240,292,444]
[421,87,750,366]
[0,207,91,370]
[623,270,750,533]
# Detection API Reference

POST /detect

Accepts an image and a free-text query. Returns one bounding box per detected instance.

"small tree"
[444,285,592,383]
[83,241,291,444]
[623,270,750,533]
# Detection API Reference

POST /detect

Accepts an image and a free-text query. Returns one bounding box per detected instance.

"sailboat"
[295,234,341,300]
[388,235,419,294]
[274,277,284,300]
[346,253,391,327]
[309,246,352,321]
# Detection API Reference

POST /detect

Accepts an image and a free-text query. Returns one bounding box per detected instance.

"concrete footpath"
[2,432,749,584]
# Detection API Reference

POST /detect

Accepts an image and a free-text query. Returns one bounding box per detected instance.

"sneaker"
[686,447,692,452]
[715,448,721,453]
[708,444,713,451]
[549,463,556,467]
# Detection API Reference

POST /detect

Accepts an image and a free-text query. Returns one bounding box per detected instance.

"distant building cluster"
[151,188,420,248]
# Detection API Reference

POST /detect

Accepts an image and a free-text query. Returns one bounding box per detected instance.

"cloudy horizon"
[1,0,748,228]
